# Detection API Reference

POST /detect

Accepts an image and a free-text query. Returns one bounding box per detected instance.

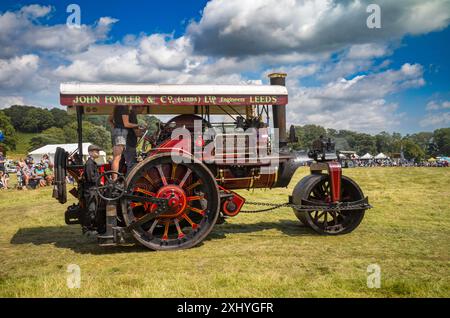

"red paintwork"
[219,186,246,217]
[327,162,342,203]
[154,185,187,218]
[149,137,191,157]
[60,94,288,107]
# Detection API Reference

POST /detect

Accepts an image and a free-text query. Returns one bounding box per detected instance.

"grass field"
[0,167,449,297]
[7,132,37,160]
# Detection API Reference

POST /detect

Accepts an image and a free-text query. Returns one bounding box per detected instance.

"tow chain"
[241,200,372,214]
[241,201,291,213]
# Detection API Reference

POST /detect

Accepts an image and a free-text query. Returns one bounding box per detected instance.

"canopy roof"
[375,153,388,159]
[60,82,288,96]
[29,143,105,155]
[60,82,288,115]
[360,153,373,159]
[29,143,107,164]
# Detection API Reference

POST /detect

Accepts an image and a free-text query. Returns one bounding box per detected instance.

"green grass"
[7,132,38,160]
[0,167,449,297]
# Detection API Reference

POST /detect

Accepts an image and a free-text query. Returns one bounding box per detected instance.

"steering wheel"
[95,171,126,201]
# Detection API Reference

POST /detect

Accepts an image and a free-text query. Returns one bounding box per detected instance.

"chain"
[241,201,371,214]
[240,201,291,213]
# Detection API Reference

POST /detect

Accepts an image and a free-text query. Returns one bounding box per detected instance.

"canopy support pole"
[76,106,83,165]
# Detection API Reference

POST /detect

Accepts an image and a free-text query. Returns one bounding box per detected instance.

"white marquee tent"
[28,143,107,164]
[360,153,373,160]
[375,153,388,159]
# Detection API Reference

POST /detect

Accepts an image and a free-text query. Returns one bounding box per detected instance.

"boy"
[82,144,102,234]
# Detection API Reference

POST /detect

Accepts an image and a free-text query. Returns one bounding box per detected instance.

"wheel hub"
[155,185,187,218]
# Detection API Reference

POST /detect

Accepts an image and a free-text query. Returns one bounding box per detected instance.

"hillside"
[7,132,39,160]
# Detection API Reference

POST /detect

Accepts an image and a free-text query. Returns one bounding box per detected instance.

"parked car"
[5,160,17,174]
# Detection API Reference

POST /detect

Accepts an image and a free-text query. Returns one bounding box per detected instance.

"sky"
[0,0,449,135]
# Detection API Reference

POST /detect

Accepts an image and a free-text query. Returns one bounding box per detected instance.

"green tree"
[4,105,56,132]
[29,127,66,151]
[139,115,160,135]
[85,115,110,129]
[0,110,18,152]
[64,121,112,152]
[353,133,377,155]
[407,132,433,151]
[433,128,450,156]
[50,108,74,128]
[375,131,393,153]
[402,139,425,161]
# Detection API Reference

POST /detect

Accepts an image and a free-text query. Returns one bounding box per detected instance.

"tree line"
[291,125,450,160]
[0,105,159,154]
[0,105,449,159]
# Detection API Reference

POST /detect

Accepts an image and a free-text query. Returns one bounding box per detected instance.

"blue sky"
[0,0,449,134]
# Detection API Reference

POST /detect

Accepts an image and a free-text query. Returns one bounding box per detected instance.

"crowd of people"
[341,159,449,168]
[0,154,55,190]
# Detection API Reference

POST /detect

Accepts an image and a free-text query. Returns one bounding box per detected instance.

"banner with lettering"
[60,94,288,106]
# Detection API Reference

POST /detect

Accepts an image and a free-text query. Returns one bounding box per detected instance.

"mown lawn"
[0,167,449,297]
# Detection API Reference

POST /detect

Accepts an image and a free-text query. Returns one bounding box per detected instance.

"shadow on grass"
[207,219,314,241]
[10,219,314,253]
[10,225,148,255]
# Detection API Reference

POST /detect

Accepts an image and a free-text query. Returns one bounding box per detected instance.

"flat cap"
[88,144,101,152]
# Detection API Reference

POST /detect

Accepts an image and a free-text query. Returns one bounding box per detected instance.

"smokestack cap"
[268,73,287,79]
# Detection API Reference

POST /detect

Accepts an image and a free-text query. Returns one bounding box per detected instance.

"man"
[82,144,102,233]
[108,106,141,179]
[0,151,5,176]
[124,106,145,173]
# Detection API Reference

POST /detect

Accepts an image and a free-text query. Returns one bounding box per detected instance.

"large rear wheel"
[292,174,365,235]
[121,153,220,250]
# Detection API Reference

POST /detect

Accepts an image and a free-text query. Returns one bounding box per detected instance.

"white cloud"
[420,112,450,127]
[0,2,446,133]
[0,96,25,108]
[285,64,424,132]
[188,0,450,57]
[426,100,450,110]
[0,54,49,91]
[19,4,52,18]
[0,5,117,58]
[347,43,390,60]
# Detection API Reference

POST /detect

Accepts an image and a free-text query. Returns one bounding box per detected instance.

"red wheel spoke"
[185,180,202,191]
[156,165,168,186]
[174,219,185,239]
[178,168,192,188]
[182,213,198,229]
[189,206,206,216]
[130,202,143,208]
[187,195,204,202]
[162,221,170,240]
[134,187,156,197]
